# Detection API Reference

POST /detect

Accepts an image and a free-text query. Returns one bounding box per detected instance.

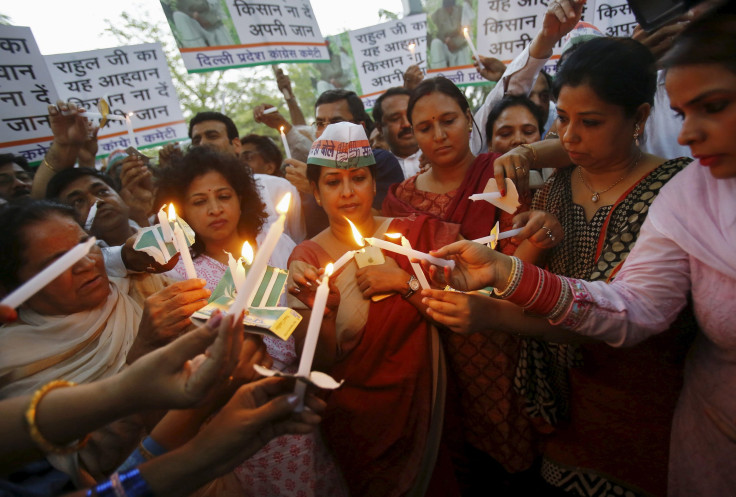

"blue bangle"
[86,468,154,497]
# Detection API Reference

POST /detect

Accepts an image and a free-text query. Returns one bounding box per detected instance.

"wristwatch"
[402,275,420,300]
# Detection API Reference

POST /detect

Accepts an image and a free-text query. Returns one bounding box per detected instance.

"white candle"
[173,222,197,280]
[230,193,291,315]
[364,237,455,269]
[125,113,136,148]
[1,237,97,308]
[462,26,482,66]
[472,228,523,245]
[468,192,501,202]
[294,263,333,411]
[158,205,174,243]
[84,201,99,231]
[279,126,291,159]
[408,42,416,61]
[399,236,430,290]
[331,250,357,273]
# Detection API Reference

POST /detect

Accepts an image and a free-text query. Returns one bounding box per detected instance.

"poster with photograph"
[161,0,330,73]
[423,0,487,86]
[0,25,60,164]
[45,43,188,157]
[349,14,428,110]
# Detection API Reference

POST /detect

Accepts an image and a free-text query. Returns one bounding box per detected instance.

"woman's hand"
[511,210,564,249]
[288,261,340,316]
[231,334,273,385]
[494,145,533,196]
[421,240,511,291]
[422,290,496,335]
[184,377,325,478]
[121,234,180,273]
[131,280,212,361]
[120,311,244,410]
[355,257,409,297]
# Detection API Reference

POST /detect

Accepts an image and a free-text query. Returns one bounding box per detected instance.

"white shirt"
[395,149,422,179]
[641,71,692,160]
[255,174,306,244]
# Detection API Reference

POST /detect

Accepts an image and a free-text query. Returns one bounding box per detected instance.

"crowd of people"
[1,0,735,496]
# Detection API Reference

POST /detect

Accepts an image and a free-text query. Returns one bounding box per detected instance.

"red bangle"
[531,271,562,315]
[506,261,540,306]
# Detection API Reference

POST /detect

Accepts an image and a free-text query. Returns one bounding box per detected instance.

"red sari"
[289,215,459,497]
[383,153,539,474]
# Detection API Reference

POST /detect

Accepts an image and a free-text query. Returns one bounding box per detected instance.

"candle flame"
[489,222,499,250]
[276,192,291,214]
[384,233,401,239]
[463,26,469,36]
[242,242,254,264]
[167,203,176,222]
[346,218,365,247]
[280,125,285,133]
[408,42,416,50]
[325,263,334,277]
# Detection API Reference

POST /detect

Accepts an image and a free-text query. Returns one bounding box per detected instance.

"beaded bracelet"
[86,468,154,497]
[25,380,91,455]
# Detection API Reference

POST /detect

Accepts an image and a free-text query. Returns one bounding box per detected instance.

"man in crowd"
[372,87,421,180]
[0,154,32,203]
[240,134,284,177]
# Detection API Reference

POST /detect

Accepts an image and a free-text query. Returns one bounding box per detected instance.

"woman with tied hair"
[422,2,736,494]
[155,146,345,497]
[485,95,545,155]
[426,35,695,497]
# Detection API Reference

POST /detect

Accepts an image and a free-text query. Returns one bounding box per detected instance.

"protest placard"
[162,0,329,73]
[0,25,60,164]
[46,42,188,156]
[349,14,428,110]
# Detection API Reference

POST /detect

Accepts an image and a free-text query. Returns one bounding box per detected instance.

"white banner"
[163,0,330,73]
[349,14,429,110]
[0,25,60,164]
[46,43,188,156]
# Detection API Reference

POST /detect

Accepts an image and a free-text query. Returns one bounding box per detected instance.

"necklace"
[578,152,642,203]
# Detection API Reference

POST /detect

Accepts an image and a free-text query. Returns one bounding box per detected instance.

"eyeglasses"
[313,118,357,131]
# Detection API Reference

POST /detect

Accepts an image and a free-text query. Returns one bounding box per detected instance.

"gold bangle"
[25,380,91,454]
[41,158,57,173]
[519,143,537,167]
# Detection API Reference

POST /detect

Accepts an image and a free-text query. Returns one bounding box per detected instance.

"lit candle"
[279,126,292,159]
[84,201,99,231]
[230,193,291,315]
[408,42,416,61]
[386,233,431,290]
[1,237,97,309]
[471,221,523,245]
[169,204,197,280]
[294,263,333,411]
[364,237,455,269]
[226,242,252,290]
[125,113,136,148]
[462,26,482,66]
[158,204,174,243]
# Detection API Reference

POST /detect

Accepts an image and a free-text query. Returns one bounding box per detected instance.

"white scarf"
[0,277,142,399]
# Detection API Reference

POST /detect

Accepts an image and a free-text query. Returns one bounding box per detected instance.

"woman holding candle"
[154,146,345,497]
[0,199,211,485]
[382,75,565,493]
[422,36,700,496]
[287,122,463,497]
